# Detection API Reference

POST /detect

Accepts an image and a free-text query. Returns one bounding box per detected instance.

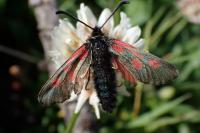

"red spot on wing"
[114,39,144,58]
[132,59,142,70]
[112,44,124,53]
[79,51,88,60]
[114,39,136,49]
[66,45,86,65]
[148,59,160,69]
[69,70,74,81]
[52,78,61,86]
[63,45,87,74]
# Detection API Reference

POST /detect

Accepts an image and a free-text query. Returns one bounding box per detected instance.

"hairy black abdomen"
[90,37,116,113]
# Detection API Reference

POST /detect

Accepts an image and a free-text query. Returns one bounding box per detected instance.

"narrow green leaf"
[146,111,200,132]
[127,94,191,128]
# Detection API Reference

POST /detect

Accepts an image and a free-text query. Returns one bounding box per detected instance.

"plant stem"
[65,112,80,133]
[133,83,143,117]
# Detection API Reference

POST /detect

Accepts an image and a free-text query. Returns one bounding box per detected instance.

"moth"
[38,0,179,113]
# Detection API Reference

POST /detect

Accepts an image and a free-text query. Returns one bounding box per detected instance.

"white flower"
[49,3,144,119]
[177,0,200,24]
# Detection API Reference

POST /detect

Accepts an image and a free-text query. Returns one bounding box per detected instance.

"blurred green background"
[0,0,200,133]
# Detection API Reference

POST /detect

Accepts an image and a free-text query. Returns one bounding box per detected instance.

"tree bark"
[29,0,98,132]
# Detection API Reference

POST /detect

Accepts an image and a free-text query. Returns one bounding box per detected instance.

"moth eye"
[148,59,161,69]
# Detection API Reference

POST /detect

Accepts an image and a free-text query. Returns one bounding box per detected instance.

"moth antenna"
[100,0,129,29]
[56,10,94,30]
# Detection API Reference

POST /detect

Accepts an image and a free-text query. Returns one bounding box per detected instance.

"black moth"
[38,0,179,113]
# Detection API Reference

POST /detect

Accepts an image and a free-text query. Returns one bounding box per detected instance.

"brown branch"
[0,45,38,64]
[29,0,58,75]
[29,0,98,132]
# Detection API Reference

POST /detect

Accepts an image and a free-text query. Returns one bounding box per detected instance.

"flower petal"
[77,3,97,27]
[177,0,200,24]
[97,8,114,36]
[74,79,91,113]
[52,19,81,58]
[59,19,76,33]
[133,38,145,49]
[67,91,78,102]
[76,22,91,42]
[120,12,132,29]
[76,3,97,41]
[122,26,141,44]
[51,27,68,55]
[112,12,132,39]
[59,20,81,50]
[48,50,65,68]
[89,91,100,119]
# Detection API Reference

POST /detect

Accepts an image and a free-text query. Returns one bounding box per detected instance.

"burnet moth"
[38,0,179,113]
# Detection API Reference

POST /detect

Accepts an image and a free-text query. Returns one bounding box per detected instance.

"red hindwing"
[112,57,136,85]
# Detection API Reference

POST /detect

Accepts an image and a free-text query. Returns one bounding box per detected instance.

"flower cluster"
[49,3,144,119]
[177,0,200,24]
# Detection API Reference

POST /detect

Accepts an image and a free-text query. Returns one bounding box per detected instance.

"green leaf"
[134,105,200,132]
[127,94,190,128]
[0,0,5,10]
[125,0,152,25]
[146,117,181,132]
[178,124,191,133]
[171,104,195,116]
[146,111,200,132]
